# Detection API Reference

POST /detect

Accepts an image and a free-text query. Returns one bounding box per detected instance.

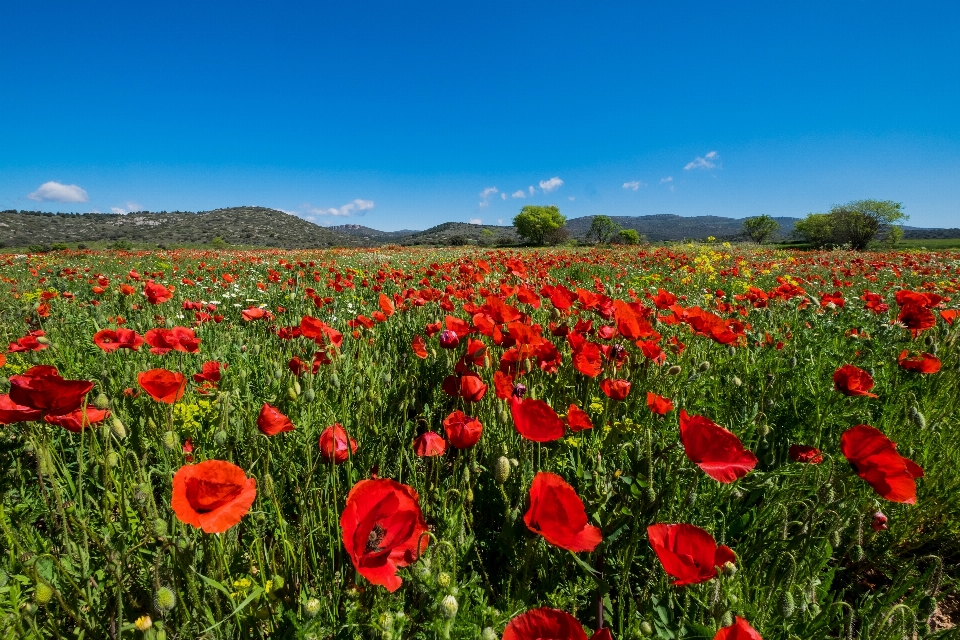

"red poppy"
[840,424,923,503]
[193,361,224,384]
[647,523,736,586]
[788,445,823,464]
[714,617,762,640]
[833,364,878,398]
[144,282,174,304]
[145,327,201,355]
[319,424,358,463]
[510,396,565,442]
[679,410,757,483]
[137,369,187,403]
[411,335,428,359]
[44,407,110,433]
[503,607,588,640]
[413,431,447,456]
[572,342,603,377]
[565,404,594,432]
[0,394,41,424]
[442,411,483,449]
[340,478,429,592]
[600,378,631,401]
[494,370,515,399]
[7,334,47,352]
[9,365,94,416]
[646,392,673,415]
[524,472,602,552]
[897,351,941,374]
[942,309,957,325]
[257,403,295,436]
[171,460,257,534]
[441,372,487,402]
[93,328,144,352]
[241,307,267,321]
[897,304,937,337]
[378,293,395,316]
[182,438,194,462]
[0,353,4,367]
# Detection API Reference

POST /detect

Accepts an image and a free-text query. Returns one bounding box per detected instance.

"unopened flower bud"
[666,365,682,376]
[722,561,737,576]
[154,586,176,612]
[871,511,888,532]
[440,594,459,619]
[437,572,451,588]
[94,393,110,410]
[699,361,711,372]
[439,330,459,349]
[494,456,511,484]
[730,376,742,387]
[777,591,795,618]
[105,451,119,468]
[162,431,177,450]
[481,628,498,640]
[304,597,321,618]
[152,519,168,538]
[111,417,127,439]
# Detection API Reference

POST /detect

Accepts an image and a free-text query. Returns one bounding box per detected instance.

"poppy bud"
[162,431,177,450]
[646,487,657,505]
[909,406,926,430]
[699,361,711,372]
[134,615,152,631]
[272,575,285,591]
[287,386,298,401]
[154,586,176,612]
[303,388,316,402]
[94,393,110,409]
[214,429,228,445]
[440,594,459,619]
[850,544,864,562]
[35,336,50,345]
[777,591,795,618]
[152,519,168,538]
[330,372,340,389]
[106,451,119,468]
[871,511,888,531]
[494,456,511,484]
[293,379,302,395]
[722,561,737,576]
[304,598,321,618]
[34,582,54,605]
[378,612,395,631]
[666,365,682,376]
[481,628,498,640]
[720,611,734,627]
[789,356,798,368]
[640,621,653,636]
[918,595,938,619]
[730,376,742,387]
[111,417,126,439]
[439,330,460,349]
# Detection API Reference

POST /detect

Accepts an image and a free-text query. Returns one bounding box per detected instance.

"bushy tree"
[743,215,780,244]
[793,200,907,250]
[616,229,642,245]
[513,205,566,245]
[587,215,621,243]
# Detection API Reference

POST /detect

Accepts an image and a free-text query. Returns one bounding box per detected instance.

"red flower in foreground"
[897,351,941,374]
[319,424,358,463]
[503,607,588,640]
[646,392,674,415]
[44,407,110,433]
[788,445,823,464]
[257,403,295,436]
[413,431,447,457]
[442,411,483,449]
[0,395,41,424]
[841,424,923,503]
[510,396,565,442]
[600,378,631,401]
[144,282,174,304]
[679,410,757,483]
[647,523,736,586]
[411,335,428,359]
[565,404,594,432]
[137,369,187,404]
[524,472,602,552]
[193,361,224,384]
[93,328,144,352]
[171,460,257,534]
[714,616,762,640]
[9,365,94,416]
[441,372,487,403]
[340,478,429,592]
[833,364,877,398]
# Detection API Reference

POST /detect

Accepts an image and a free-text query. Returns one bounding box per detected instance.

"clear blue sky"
[2,1,958,230]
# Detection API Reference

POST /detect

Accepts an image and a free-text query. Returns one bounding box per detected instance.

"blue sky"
[1,1,958,230]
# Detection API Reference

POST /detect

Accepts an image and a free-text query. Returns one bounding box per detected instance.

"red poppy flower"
[572,342,603,377]
[257,403,295,436]
[679,410,757,483]
[0,353,4,367]
[340,478,429,592]
[193,361,224,384]
[7,334,47,353]
[441,372,487,402]
[0,394,41,424]
[319,424,357,463]
[600,378,631,401]
[647,523,736,586]
[510,396,565,442]
[182,438,194,462]
[942,309,957,325]
[442,411,483,448]
[714,617,762,640]
[833,364,878,398]
[144,282,174,304]
[137,369,187,403]
[897,304,936,337]
[897,351,941,374]
[840,424,923,503]
[524,472,602,552]
[43,407,110,433]
[788,445,823,464]
[241,307,267,321]
[93,328,144,352]
[413,431,447,456]
[145,327,201,354]
[411,335,428,359]
[646,392,673,415]
[565,404,594,432]
[171,460,257,534]
[9,365,94,416]
[378,293,395,316]
[503,607,588,640]
[494,370,515,399]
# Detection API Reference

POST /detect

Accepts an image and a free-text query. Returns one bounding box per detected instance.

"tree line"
[743,199,906,249]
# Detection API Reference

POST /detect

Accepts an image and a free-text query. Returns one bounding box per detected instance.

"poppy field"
[0,244,958,639]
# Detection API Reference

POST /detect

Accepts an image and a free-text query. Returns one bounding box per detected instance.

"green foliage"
[615,228,642,245]
[794,200,907,250]
[793,213,837,249]
[587,215,621,244]
[513,205,566,245]
[742,215,780,244]
[209,236,228,249]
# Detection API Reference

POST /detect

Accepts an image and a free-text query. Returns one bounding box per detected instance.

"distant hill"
[564,215,800,241]
[396,222,519,246]
[327,224,416,243]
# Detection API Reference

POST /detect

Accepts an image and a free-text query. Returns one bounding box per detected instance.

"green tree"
[587,215,621,243]
[793,213,835,248]
[616,229,641,245]
[513,205,566,245]
[742,215,780,244]
[829,199,906,250]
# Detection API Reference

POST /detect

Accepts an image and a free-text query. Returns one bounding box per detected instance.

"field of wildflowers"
[0,244,957,639]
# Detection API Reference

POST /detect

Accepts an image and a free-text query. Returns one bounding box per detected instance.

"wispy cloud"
[501,193,506,200]
[622,180,646,191]
[110,202,142,215]
[469,218,482,224]
[528,186,535,195]
[659,176,673,184]
[27,181,89,203]
[305,199,375,217]
[539,176,563,193]
[512,190,526,199]
[479,186,498,208]
[568,196,575,201]
[684,151,719,171]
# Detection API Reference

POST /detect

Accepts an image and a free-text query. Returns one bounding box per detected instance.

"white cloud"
[568,196,575,201]
[623,180,646,191]
[27,181,89,203]
[479,186,498,199]
[501,192,506,200]
[497,218,503,225]
[659,176,673,184]
[684,151,719,171]
[511,190,526,199]
[528,186,535,195]
[306,198,374,217]
[539,176,563,193]
[110,202,142,215]
[469,218,483,224]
